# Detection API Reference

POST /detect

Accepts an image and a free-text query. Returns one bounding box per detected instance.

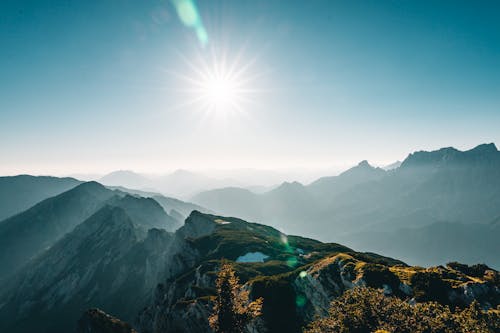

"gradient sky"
[1,0,499,175]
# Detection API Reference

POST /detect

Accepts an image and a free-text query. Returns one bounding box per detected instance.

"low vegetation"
[305,287,500,333]
[209,262,263,333]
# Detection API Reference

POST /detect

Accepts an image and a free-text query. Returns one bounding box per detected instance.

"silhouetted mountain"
[151,194,211,222]
[99,170,151,190]
[308,160,386,200]
[100,169,243,199]
[345,221,500,268]
[106,194,177,230]
[0,175,81,220]
[0,181,115,281]
[105,185,210,226]
[193,144,500,267]
[0,182,179,281]
[0,206,175,333]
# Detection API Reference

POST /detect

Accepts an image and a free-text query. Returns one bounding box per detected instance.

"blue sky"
[1,0,499,175]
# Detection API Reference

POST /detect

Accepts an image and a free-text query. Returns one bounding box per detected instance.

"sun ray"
[162,42,270,124]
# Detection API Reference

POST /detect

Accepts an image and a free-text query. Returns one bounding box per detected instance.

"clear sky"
[1,0,499,175]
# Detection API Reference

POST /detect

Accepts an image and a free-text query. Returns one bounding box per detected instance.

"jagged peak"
[177,210,217,238]
[340,160,384,176]
[401,143,498,168]
[466,142,497,153]
[357,160,371,168]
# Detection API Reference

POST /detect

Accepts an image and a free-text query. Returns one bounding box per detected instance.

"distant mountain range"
[97,168,335,199]
[99,169,243,198]
[192,143,500,268]
[0,143,499,332]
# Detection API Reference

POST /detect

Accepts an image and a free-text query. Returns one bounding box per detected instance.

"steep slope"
[106,194,178,230]
[0,206,176,333]
[0,181,115,281]
[0,182,178,281]
[105,185,210,227]
[138,211,500,333]
[1,208,497,333]
[0,175,81,220]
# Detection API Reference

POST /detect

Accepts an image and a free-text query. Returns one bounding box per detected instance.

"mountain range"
[192,143,500,268]
[0,179,204,282]
[0,205,498,333]
[0,143,499,332]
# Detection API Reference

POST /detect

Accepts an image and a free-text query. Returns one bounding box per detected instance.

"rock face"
[77,308,138,333]
[1,206,498,333]
[136,212,500,333]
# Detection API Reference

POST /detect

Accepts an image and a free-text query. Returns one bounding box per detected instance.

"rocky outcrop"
[77,308,137,333]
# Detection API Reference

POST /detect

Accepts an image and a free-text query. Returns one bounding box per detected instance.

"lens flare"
[171,0,208,47]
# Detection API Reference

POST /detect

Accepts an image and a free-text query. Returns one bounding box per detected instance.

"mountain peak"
[178,210,217,238]
[75,181,106,191]
[401,143,498,168]
[357,160,372,168]
[278,181,304,189]
[467,142,497,153]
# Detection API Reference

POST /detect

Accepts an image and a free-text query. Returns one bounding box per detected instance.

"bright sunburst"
[169,46,264,120]
[199,70,239,111]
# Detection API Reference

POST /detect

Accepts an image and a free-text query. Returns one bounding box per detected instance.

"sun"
[169,46,264,119]
[192,61,248,116]
[201,75,238,109]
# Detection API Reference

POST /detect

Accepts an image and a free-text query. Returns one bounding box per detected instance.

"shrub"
[304,287,500,333]
[410,271,450,304]
[209,261,263,333]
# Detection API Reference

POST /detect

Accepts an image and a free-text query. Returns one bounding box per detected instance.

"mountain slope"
[106,194,178,230]
[0,182,179,281]
[0,181,115,281]
[138,211,500,333]
[0,175,81,220]
[0,206,176,333]
[1,209,497,333]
